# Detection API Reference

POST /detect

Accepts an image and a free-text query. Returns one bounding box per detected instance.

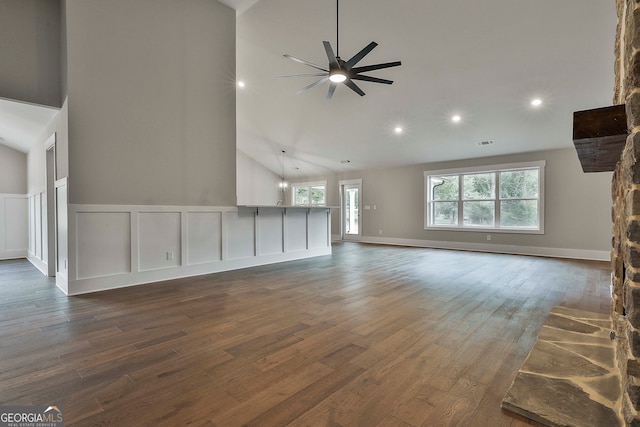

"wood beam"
[573,104,627,173]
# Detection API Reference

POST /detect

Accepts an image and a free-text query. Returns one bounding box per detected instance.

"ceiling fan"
[279,0,401,99]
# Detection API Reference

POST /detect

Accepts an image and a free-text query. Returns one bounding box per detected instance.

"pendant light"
[279,150,289,191]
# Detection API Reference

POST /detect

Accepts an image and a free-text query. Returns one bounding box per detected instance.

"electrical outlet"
[486,234,491,241]
[167,250,174,260]
[379,229,383,235]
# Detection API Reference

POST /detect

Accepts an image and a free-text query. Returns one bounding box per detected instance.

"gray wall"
[65,0,236,206]
[0,0,62,107]
[0,144,27,194]
[26,140,45,194]
[236,150,281,205]
[303,148,613,253]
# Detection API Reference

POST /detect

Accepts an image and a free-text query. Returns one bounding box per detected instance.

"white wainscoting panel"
[6,196,28,251]
[29,196,36,254]
[257,208,283,256]
[34,193,42,259]
[66,205,333,295]
[76,212,131,279]
[187,211,222,265]
[286,209,307,252]
[56,181,69,294]
[1,195,28,260]
[309,209,330,249]
[42,194,48,263]
[25,191,48,274]
[226,208,256,260]
[138,212,181,271]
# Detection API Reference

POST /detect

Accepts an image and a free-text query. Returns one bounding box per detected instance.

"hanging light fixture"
[279,150,289,191]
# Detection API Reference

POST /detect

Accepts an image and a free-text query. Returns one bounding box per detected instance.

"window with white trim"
[292,181,327,206]
[424,161,545,233]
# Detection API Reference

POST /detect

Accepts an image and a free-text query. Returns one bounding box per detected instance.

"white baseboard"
[68,247,331,295]
[334,235,609,261]
[27,252,48,275]
[0,250,27,261]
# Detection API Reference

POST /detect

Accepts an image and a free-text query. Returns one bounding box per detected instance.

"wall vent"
[477,140,494,146]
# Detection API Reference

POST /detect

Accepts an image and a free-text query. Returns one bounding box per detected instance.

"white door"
[341,180,362,241]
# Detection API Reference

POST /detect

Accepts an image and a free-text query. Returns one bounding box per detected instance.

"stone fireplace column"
[613,1,640,425]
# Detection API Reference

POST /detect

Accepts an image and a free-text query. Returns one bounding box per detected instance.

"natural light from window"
[292,181,327,206]
[424,161,545,233]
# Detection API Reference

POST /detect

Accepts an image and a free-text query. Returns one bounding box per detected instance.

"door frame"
[339,179,362,241]
[44,134,56,277]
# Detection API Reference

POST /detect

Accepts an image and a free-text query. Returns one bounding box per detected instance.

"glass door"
[341,181,361,241]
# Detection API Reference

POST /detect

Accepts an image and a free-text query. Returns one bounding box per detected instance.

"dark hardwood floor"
[0,243,612,426]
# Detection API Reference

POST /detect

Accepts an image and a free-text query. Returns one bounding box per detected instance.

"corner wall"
[0,144,27,194]
[0,143,28,260]
[237,150,281,205]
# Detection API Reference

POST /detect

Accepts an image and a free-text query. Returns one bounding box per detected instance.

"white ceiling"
[0,98,58,153]
[233,0,618,178]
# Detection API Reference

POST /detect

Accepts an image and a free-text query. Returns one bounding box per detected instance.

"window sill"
[425,226,544,235]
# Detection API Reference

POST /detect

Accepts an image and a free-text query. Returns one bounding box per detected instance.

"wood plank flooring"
[0,242,612,426]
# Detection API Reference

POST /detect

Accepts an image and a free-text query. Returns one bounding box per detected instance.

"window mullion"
[458,174,463,227]
[495,171,501,229]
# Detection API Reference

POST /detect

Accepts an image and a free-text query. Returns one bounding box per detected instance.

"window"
[292,181,326,206]
[425,161,545,233]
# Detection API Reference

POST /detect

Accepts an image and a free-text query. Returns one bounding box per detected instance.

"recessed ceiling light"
[237,81,246,88]
[531,98,542,107]
[394,126,403,134]
[451,115,461,123]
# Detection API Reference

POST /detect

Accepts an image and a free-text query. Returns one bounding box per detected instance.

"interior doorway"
[340,179,362,241]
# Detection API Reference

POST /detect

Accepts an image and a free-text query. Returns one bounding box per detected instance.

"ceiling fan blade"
[344,42,378,70]
[283,54,329,72]
[327,82,337,99]
[296,76,330,94]
[352,74,394,85]
[323,41,339,68]
[276,73,328,79]
[345,80,366,96]
[351,61,402,74]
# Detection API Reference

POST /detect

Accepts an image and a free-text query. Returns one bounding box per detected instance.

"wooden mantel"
[573,104,627,173]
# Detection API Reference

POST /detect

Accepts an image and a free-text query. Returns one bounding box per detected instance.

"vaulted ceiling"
[0,0,617,176]
[0,98,57,153]
[230,0,617,178]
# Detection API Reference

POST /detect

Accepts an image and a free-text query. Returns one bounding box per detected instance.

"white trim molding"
[359,235,609,261]
[0,194,28,261]
[66,204,333,295]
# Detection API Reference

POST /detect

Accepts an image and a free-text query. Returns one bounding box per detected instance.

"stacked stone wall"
[613,1,640,424]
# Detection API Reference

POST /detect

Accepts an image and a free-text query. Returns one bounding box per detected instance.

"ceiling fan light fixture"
[329,72,347,83]
[281,0,401,98]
